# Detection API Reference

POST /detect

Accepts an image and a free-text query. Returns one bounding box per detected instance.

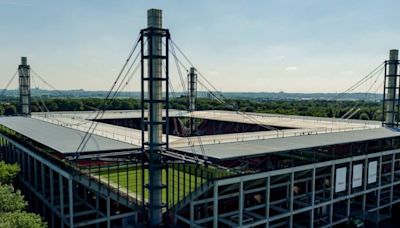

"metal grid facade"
[176,147,400,227]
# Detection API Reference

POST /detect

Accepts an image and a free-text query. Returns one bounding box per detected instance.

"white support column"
[27,154,31,183]
[18,56,31,116]
[22,151,26,179]
[377,156,383,211]
[239,181,244,226]
[34,158,38,189]
[310,167,316,228]
[50,169,55,228]
[68,178,74,227]
[147,9,164,226]
[265,176,270,228]
[390,153,395,212]
[330,165,334,225]
[385,49,399,126]
[347,162,352,218]
[41,162,46,216]
[41,163,45,195]
[96,193,100,228]
[213,184,218,228]
[289,172,294,228]
[362,158,368,211]
[190,201,194,228]
[59,174,64,228]
[107,196,111,228]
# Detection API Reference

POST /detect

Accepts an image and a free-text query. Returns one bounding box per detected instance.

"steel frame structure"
[0,120,222,227]
[188,67,197,135]
[2,128,400,227]
[18,57,31,116]
[3,10,400,227]
[0,133,138,227]
[176,148,400,227]
[140,25,171,225]
[140,27,171,149]
[382,59,400,127]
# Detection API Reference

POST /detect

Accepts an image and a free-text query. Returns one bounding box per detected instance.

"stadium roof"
[174,127,400,160]
[0,117,138,155]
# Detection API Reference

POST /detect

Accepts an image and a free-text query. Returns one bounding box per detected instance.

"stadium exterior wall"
[176,147,400,227]
[0,134,138,228]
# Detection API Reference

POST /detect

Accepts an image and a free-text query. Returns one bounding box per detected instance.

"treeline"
[171,97,382,120]
[0,97,383,121]
[0,98,141,114]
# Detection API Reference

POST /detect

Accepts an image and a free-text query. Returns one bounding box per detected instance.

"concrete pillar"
[59,174,64,228]
[390,153,395,212]
[107,196,111,228]
[213,184,218,228]
[330,165,334,225]
[265,177,270,228]
[34,159,38,189]
[289,173,294,228]
[239,181,244,226]
[147,8,164,226]
[18,57,31,116]
[68,178,74,227]
[385,49,399,126]
[50,169,55,228]
[310,168,316,228]
[188,67,197,134]
[188,67,197,112]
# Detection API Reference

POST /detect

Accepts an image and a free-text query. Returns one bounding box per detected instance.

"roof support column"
[384,49,399,127]
[140,8,170,226]
[18,57,31,116]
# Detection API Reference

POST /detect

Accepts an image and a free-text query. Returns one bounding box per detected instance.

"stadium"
[1,8,400,228]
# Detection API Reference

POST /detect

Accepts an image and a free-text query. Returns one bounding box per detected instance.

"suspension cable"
[340,66,384,119]
[30,70,100,111]
[0,70,18,98]
[75,34,142,156]
[169,41,187,93]
[330,62,385,101]
[163,60,207,161]
[30,75,50,112]
[169,39,278,131]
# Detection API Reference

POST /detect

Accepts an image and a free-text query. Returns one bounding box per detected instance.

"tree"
[0,212,46,228]
[3,105,16,116]
[0,185,27,212]
[359,112,370,120]
[0,161,20,184]
[0,162,47,228]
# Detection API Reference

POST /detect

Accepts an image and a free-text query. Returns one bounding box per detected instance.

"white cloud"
[272,55,285,61]
[285,66,298,71]
[339,70,355,76]
[209,71,219,76]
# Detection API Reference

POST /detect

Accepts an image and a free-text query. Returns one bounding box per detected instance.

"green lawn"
[95,165,205,206]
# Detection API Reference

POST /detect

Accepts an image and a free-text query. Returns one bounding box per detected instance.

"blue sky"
[0,0,399,92]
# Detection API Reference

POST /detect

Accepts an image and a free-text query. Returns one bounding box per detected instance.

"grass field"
[95,165,205,206]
